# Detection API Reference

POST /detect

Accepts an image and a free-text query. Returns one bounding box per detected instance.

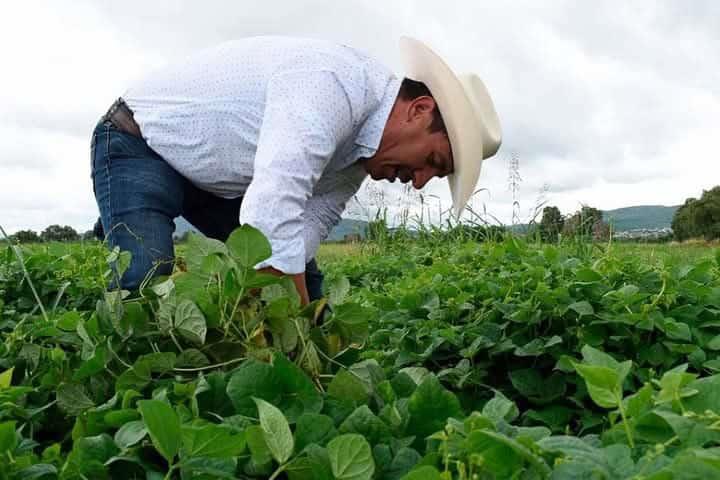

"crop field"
[1,229,720,479]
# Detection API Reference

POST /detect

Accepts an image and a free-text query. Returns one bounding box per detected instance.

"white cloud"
[1,0,718,234]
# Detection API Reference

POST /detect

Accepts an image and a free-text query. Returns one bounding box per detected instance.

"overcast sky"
[2,1,719,234]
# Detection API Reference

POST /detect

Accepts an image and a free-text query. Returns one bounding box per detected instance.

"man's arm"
[301,169,368,265]
[239,69,355,302]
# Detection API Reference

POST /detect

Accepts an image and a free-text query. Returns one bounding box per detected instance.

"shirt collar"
[354,77,401,153]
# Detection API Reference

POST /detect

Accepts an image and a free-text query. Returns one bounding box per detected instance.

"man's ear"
[408,96,436,124]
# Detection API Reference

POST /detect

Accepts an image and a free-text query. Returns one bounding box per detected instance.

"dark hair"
[398,78,448,134]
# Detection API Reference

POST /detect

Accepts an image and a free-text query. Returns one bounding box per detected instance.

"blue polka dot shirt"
[124,36,401,273]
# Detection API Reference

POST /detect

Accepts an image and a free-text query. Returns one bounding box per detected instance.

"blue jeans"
[90,121,324,299]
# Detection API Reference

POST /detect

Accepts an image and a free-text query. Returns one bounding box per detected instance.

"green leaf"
[328,369,370,406]
[138,399,181,463]
[467,429,551,477]
[174,299,207,344]
[286,444,334,480]
[569,301,594,316]
[327,434,375,480]
[181,423,246,458]
[338,405,392,445]
[0,421,17,453]
[226,224,272,268]
[137,352,176,374]
[245,424,273,466]
[254,397,294,464]
[328,275,351,306]
[0,367,13,388]
[663,319,692,341]
[273,352,324,421]
[407,376,463,443]
[383,447,422,480]
[15,464,58,480]
[176,348,210,368]
[331,303,371,345]
[509,369,566,404]
[57,382,95,415]
[653,410,720,447]
[294,413,336,452]
[104,408,141,428]
[707,335,720,351]
[400,466,442,480]
[267,313,299,352]
[624,383,655,418]
[482,393,519,423]
[185,232,228,272]
[655,364,698,405]
[573,364,620,408]
[116,360,152,391]
[580,345,620,369]
[227,360,280,416]
[524,406,574,433]
[684,374,720,413]
[537,435,610,475]
[180,456,238,478]
[75,433,120,467]
[73,346,110,380]
[114,420,147,449]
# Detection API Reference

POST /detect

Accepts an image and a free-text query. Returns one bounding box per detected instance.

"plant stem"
[168,330,184,352]
[173,356,246,372]
[163,464,176,480]
[616,392,635,449]
[268,463,286,480]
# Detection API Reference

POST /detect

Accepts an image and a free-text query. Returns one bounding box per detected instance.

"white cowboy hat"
[399,36,502,216]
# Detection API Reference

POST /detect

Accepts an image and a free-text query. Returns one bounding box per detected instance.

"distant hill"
[602,205,679,231]
[173,217,368,241]
[504,205,680,234]
[173,205,677,240]
[325,219,368,241]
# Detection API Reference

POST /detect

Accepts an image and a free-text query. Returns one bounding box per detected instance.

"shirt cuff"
[254,237,306,274]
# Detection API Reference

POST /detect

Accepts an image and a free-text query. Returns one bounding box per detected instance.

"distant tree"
[539,206,564,242]
[563,205,608,240]
[40,225,79,242]
[672,198,700,241]
[672,186,720,240]
[81,230,96,241]
[11,229,41,244]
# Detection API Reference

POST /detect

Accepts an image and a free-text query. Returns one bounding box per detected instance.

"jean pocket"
[105,125,149,161]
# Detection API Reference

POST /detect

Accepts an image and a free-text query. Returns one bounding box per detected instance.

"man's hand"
[258,266,310,306]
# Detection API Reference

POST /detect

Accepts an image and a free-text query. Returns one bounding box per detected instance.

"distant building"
[612,227,673,241]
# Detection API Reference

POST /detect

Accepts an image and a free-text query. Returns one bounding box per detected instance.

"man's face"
[362,96,453,190]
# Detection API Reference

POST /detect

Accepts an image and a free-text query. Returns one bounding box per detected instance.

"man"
[91,36,501,304]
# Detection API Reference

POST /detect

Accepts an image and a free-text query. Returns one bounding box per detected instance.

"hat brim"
[399,37,485,216]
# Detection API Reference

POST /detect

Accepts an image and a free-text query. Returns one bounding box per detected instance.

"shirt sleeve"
[239,69,355,274]
[302,171,367,264]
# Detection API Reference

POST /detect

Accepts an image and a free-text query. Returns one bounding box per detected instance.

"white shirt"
[124,36,400,273]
